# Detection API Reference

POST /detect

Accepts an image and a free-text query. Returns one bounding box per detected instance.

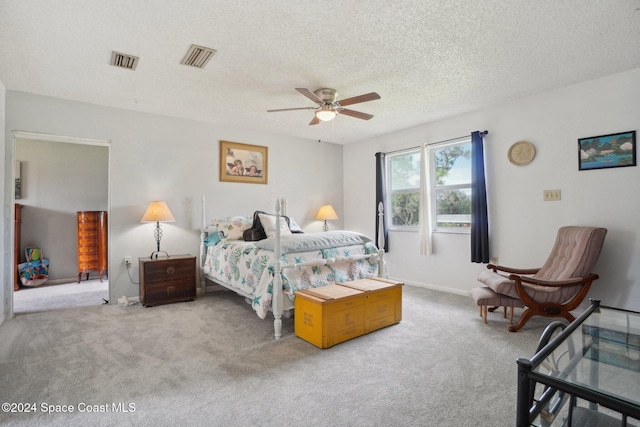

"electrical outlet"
[543,189,561,201]
[124,256,132,267]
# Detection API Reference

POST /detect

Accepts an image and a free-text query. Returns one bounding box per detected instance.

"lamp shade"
[141,201,176,223]
[316,205,338,221]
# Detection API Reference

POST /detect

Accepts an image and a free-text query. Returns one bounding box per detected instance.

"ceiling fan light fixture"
[316,106,336,121]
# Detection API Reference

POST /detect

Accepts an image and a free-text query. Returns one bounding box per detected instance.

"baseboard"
[47,275,109,285]
[389,276,469,297]
[46,278,78,285]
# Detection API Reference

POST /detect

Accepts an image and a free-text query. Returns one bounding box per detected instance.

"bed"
[199,197,386,339]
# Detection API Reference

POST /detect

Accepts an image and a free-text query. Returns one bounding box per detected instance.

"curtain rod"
[382,130,488,156]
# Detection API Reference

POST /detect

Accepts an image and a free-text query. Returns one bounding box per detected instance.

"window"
[387,150,420,229]
[386,138,472,232]
[430,138,472,231]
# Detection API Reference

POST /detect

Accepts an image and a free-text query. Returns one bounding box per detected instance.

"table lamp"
[141,201,175,259]
[316,204,338,232]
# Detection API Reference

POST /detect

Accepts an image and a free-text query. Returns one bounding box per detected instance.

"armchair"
[475,226,607,332]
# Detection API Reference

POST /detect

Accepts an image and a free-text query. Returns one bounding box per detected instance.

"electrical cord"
[126,261,139,284]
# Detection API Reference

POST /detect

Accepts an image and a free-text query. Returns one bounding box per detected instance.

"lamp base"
[149,251,170,260]
[323,220,329,232]
[150,222,170,259]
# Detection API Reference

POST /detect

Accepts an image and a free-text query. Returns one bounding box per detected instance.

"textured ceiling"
[1,1,640,144]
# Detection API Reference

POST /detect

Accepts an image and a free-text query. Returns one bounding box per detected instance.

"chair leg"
[503,306,507,318]
[509,306,514,324]
[509,308,536,332]
[482,306,488,324]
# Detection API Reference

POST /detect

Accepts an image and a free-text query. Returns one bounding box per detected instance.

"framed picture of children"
[219,140,268,184]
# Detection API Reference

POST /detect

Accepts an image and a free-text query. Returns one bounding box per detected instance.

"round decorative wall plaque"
[508,141,536,166]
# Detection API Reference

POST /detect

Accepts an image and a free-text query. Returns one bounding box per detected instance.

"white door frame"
[7,130,111,318]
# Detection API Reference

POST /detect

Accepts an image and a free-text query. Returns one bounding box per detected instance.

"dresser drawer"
[78,253,99,263]
[77,244,98,253]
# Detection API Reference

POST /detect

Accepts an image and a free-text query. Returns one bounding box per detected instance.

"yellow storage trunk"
[294,284,365,349]
[339,277,403,333]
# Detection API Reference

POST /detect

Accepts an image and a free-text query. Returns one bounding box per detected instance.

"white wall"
[15,138,109,281]
[3,92,344,307]
[344,68,640,311]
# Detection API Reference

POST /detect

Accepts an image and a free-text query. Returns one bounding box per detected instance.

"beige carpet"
[0,285,552,426]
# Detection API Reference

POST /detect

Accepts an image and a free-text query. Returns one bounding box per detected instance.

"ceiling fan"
[267,88,381,125]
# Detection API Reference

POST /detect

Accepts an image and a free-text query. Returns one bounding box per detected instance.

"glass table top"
[532,306,640,407]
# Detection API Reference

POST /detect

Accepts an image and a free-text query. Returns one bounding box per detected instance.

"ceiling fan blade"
[338,92,380,107]
[267,107,317,112]
[308,115,321,125]
[339,109,374,120]
[296,88,325,104]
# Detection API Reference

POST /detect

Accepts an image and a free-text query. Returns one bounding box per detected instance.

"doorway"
[11,131,110,315]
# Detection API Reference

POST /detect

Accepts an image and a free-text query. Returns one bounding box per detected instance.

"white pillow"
[258,213,292,238]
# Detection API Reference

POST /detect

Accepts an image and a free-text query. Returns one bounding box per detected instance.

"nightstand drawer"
[142,259,194,283]
[142,279,195,306]
[139,255,196,307]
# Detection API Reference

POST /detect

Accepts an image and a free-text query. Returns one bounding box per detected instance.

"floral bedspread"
[202,235,379,319]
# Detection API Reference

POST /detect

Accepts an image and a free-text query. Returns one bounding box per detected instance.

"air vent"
[110,51,139,70]
[181,44,216,69]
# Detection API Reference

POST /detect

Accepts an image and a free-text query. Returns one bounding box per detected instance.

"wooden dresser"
[14,203,23,291]
[77,211,108,282]
[139,255,196,307]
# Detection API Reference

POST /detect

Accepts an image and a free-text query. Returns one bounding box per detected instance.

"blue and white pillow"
[210,216,252,240]
[204,230,224,246]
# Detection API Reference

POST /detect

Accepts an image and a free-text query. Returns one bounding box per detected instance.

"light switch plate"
[543,189,561,201]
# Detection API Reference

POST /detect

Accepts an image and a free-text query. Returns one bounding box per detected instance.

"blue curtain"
[471,131,489,263]
[375,152,389,252]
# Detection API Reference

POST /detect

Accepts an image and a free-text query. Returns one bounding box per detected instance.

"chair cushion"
[535,226,607,280]
[478,270,580,304]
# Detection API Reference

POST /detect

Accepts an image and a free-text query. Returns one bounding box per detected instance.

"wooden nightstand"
[139,255,196,307]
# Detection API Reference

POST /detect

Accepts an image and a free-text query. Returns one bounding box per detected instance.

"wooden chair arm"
[508,273,599,288]
[487,264,539,275]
